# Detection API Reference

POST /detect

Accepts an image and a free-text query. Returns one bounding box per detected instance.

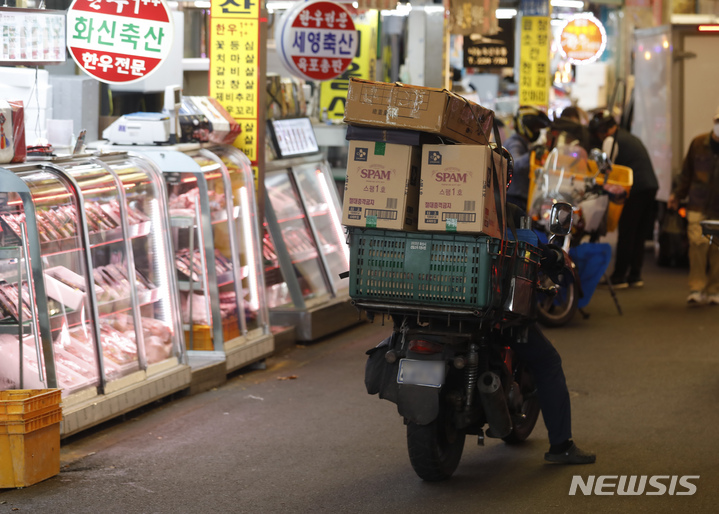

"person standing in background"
[668,107,719,305]
[589,110,659,289]
[505,106,551,210]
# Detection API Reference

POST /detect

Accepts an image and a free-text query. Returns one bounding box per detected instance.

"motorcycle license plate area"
[397,359,445,388]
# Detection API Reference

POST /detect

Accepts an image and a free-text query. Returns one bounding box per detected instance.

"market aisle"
[1,257,719,513]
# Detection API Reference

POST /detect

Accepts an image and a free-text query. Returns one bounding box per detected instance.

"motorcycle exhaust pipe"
[477,371,513,438]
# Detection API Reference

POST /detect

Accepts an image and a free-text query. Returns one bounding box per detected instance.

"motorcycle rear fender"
[397,383,440,425]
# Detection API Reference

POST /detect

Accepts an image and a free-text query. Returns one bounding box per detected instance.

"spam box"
[342,140,420,231]
[343,78,495,146]
[419,144,505,237]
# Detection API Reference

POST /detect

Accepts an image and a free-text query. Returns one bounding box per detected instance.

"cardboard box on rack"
[418,144,506,237]
[342,140,421,231]
[343,78,495,146]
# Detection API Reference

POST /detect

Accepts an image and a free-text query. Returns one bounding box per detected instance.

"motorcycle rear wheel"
[406,406,466,481]
[536,272,578,327]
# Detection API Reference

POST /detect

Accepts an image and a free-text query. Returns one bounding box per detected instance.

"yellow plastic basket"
[528,152,633,233]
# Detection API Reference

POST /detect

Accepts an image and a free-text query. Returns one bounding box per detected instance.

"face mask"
[713,123,719,138]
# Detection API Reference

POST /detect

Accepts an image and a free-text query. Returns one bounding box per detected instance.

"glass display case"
[126,146,273,372]
[0,168,55,392]
[264,154,356,341]
[1,155,191,437]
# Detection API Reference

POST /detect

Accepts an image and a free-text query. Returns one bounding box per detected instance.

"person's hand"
[667,193,679,211]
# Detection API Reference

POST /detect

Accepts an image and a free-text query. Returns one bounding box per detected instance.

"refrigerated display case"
[1,155,190,437]
[114,145,273,373]
[0,168,55,393]
[264,155,357,341]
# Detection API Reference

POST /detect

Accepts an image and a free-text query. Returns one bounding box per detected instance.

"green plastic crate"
[348,228,501,308]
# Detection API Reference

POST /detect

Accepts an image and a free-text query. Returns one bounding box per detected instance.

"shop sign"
[558,13,607,64]
[210,0,260,171]
[518,15,550,107]
[275,0,358,82]
[463,18,514,69]
[320,10,377,122]
[66,0,173,84]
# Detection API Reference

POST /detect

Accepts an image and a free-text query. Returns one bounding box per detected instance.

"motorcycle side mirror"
[549,202,573,236]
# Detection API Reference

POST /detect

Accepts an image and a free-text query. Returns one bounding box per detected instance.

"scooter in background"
[529,145,629,326]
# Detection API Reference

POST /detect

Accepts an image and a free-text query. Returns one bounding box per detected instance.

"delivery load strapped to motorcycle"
[341,81,571,482]
[342,78,541,322]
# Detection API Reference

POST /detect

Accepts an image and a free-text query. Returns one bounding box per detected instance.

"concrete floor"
[2,256,719,513]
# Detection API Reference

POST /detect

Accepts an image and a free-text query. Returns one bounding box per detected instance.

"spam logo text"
[360,169,392,180]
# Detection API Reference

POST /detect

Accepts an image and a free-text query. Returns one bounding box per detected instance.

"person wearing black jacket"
[589,111,659,288]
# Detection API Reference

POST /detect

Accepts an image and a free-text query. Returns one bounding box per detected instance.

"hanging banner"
[66,0,174,84]
[518,15,550,107]
[275,0,358,82]
[449,0,499,36]
[463,17,514,69]
[210,0,260,166]
[558,13,607,64]
[320,10,377,122]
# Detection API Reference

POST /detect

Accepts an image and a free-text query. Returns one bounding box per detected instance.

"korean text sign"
[518,16,550,107]
[66,0,173,84]
[276,0,358,82]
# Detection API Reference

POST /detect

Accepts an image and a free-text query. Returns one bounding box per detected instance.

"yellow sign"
[210,2,259,163]
[320,10,378,122]
[519,16,550,107]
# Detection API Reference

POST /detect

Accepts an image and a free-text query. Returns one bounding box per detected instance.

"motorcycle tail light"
[408,339,443,355]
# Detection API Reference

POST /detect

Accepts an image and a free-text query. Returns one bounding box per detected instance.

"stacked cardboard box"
[341,78,507,237]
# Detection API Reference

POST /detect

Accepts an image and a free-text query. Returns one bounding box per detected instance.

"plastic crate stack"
[0,389,62,488]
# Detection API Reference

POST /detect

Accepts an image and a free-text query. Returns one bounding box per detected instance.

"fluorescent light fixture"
[698,25,719,31]
[193,0,210,7]
[424,5,446,14]
[496,8,517,19]
[551,0,584,8]
[266,1,296,12]
[381,3,412,16]
[239,186,260,312]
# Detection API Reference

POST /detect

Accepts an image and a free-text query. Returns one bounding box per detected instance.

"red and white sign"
[275,0,358,82]
[558,13,606,65]
[66,0,174,84]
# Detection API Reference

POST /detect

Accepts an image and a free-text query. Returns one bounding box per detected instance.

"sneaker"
[628,280,644,288]
[687,291,705,305]
[612,281,629,290]
[707,293,719,305]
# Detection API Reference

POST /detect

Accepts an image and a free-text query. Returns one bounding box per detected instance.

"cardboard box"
[343,78,495,146]
[419,144,506,237]
[343,140,421,231]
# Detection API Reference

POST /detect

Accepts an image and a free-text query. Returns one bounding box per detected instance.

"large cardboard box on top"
[343,140,421,230]
[343,78,495,146]
[419,144,506,237]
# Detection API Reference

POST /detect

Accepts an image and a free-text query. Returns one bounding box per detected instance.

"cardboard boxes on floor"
[341,78,506,237]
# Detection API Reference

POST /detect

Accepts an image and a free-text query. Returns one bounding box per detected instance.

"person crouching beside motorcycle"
[507,203,596,464]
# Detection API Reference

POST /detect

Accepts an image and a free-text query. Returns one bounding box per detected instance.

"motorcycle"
[354,203,573,481]
[528,145,630,326]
